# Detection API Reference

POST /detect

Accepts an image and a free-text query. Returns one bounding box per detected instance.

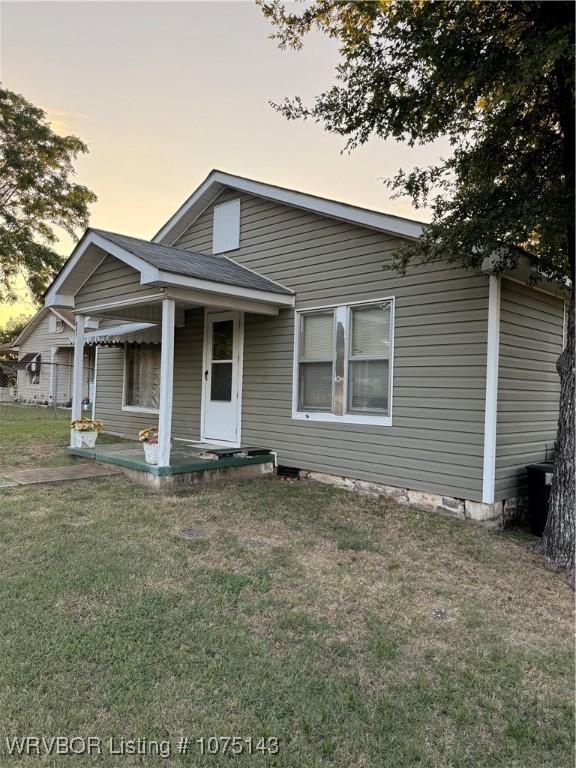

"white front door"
[202,311,243,445]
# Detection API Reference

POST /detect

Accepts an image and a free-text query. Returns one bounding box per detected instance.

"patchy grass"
[0,404,124,469]
[0,464,573,766]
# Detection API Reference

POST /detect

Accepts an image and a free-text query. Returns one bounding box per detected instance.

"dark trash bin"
[526,463,554,536]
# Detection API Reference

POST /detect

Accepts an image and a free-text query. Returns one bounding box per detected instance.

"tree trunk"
[540,293,575,574]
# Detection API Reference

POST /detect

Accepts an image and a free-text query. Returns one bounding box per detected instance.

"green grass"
[0,407,573,766]
[0,404,124,469]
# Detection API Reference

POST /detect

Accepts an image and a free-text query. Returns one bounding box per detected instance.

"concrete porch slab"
[68,441,275,476]
[2,464,122,486]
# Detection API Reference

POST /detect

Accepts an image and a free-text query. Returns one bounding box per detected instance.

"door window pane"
[212,320,233,360]
[211,362,233,401]
[299,362,332,411]
[300,312,334,360]
[125,344,161,409]
[350,304,391,357]
[347,359,389,413]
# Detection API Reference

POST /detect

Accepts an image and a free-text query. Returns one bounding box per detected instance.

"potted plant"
[138,427,158,464]
[71,417,103,448]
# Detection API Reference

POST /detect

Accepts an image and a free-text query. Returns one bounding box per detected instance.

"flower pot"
[75,430,98,449]
[143,441,158,465]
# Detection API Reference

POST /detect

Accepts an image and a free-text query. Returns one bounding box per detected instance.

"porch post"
[70,314,85,446]
[158,298,175,467]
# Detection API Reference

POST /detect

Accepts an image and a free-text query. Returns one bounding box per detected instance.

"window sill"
[292,410,392,427]
[122,405,159,415]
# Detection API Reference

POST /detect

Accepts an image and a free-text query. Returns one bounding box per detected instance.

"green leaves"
[0,87,97,303]
[261,1,574,286]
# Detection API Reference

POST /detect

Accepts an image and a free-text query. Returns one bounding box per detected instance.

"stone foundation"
[109,460,274,491]
[300,470,525,530]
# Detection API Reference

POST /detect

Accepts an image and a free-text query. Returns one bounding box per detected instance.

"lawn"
[0,406,573,766]
[0,403,123,469]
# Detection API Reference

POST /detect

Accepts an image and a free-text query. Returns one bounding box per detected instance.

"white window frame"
[292,297,394,426]
[26,353,41,386]
[122,342,161,414]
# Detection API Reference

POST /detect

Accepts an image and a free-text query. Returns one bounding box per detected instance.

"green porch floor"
[68,442,274,476]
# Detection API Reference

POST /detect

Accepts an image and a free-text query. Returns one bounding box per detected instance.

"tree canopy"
[260,1,574,286]
[0,86,96,304]
[0,313,31,345]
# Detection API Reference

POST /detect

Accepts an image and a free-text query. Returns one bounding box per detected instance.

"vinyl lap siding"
[74,255,160,311]
[495,279,564,500]
[16,314,90,404]
[176,189,489,501]
[94,309,203,441]
[17,314,59,402]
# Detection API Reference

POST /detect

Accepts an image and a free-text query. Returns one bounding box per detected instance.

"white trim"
[91,346,98,421]
[50,308,75,330]
[46,293,76,308]
[158,299,175,466]
[153,170,425,245]
[200,309,207,444]
[90,233,159,282]
[122,342,161,414]
[200,309,243,447]
[152,270,294,306]
[70,314,85,445]
[501,274,569,300]
[122,405,160,415]
[221,255,294,294]
[482,275,501,504]
[45,228,293,312]
[164,287,280,317]
[292,296,395,427]
[49,346,57,403]
[11,307,51,347]
[45,231,157,307]
[236,312,244,446]
[74,294,166,315]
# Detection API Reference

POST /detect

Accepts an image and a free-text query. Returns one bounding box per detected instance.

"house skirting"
[106,459,274,490]
[300,470,526,530]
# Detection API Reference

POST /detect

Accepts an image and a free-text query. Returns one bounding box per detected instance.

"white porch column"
[482,275,501,504]
[158,298,176,467]
[70,314,85,446]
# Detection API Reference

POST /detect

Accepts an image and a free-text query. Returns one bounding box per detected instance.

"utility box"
[526,462,554,536]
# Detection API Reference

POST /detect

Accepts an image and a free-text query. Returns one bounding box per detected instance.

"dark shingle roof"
[91,229,293,296]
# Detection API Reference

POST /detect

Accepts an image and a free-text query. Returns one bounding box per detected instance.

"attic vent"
[213,199,240,254]
[49,314,65,333]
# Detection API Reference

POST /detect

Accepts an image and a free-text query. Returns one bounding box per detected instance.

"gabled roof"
[92,230,293,295]
[153,169,425,246]
[44,229,294,310]
[10,306,75,348]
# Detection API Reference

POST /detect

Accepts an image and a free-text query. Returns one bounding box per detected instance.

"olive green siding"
[94,309,204,441]
[174,188,490,501]
[75,254,160,311]
[494,279,564,500]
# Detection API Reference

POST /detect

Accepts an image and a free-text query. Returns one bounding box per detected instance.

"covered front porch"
[44,228,294,476]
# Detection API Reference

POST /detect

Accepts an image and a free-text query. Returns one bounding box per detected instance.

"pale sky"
[0,0,448,324]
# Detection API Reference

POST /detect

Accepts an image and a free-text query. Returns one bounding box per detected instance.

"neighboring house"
[10,307,95,407]
[44,170,567,524]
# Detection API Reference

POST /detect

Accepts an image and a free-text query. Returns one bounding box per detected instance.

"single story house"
[10,307,95,407]
[44,170,566,525]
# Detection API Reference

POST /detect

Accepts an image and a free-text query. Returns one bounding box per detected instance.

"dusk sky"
[0,1,448,323]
